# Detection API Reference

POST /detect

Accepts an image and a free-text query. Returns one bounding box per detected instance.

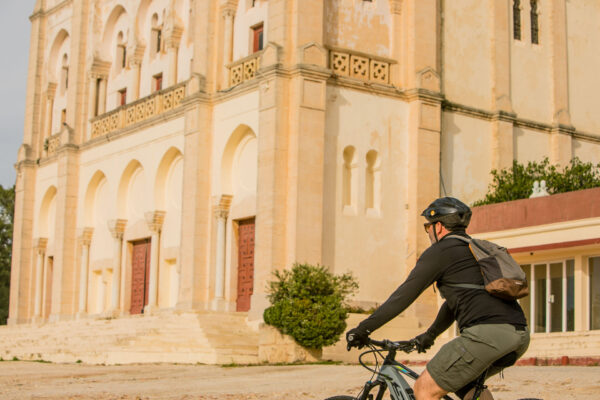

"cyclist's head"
[421,197,472,232]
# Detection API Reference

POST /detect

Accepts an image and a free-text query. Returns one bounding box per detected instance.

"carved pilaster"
[214,194,233,220]
[164,6,184,50]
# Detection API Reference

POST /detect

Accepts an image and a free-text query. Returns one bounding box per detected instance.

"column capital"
[46,82,57,100]
[78,227,94,245]
[389,0,403,14]
[220,0,238,17]
[145,211,166,233]
[33,237,48,253]
[127,40,146,67]
[89,58,111,79]
[107,219,127,239]
[213,194,233,219]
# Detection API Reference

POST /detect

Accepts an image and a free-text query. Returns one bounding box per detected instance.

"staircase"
[0,311,259,365]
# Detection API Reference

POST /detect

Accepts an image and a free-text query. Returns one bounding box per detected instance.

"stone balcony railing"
[228,51,262,87]
[90,83,186,139]
[44,133,62,156]
[328,47,393,85]
[226,46,393,88]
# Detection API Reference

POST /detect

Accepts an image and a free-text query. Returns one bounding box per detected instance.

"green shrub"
[263,263,358,349]
[473,157,600,206]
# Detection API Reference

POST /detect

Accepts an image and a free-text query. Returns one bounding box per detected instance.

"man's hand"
[346,327,370,350]
[413,331,436,353]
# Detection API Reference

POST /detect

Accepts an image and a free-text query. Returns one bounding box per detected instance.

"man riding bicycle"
[346,197,530,400]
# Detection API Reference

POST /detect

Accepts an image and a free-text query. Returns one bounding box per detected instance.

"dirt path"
[1,361,599,399]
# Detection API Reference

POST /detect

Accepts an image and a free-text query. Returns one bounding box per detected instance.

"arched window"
[342,146,357,212]
[151,13,162,57]
[530,0,539,45]
[60,54,69,94]
[365,150,381,214]
[116,31,126,72]
[513,0,521,40]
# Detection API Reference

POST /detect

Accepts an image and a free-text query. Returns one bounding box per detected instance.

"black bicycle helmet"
[421,197,472,231]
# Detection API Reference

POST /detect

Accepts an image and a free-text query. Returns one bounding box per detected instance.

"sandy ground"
[0,361,599,400]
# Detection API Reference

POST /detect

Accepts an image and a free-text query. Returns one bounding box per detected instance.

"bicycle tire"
[323,397,357,400]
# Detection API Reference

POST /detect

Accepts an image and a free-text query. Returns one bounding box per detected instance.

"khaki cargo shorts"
[426,324,530,393]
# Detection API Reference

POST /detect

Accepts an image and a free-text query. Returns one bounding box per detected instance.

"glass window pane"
[591,257,600,330]
[566,260,574,332]
[550,262,563,332]
[520,265,531,327]
[535,264,547,333]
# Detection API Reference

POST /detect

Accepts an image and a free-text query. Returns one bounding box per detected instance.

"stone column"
[77,228,93,316]
[107,220,126,314]
[212,195,232,310]
[44,83,57,140]
[220,2,236,88]
[32,238,47,322]
[144,211,165,313]
[164,7,183,87]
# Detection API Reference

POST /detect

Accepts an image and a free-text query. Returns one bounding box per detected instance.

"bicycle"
[324,338,542,400]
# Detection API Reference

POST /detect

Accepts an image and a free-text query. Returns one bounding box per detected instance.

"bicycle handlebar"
[347,335,417,352]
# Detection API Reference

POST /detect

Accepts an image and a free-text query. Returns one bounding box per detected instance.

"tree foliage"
[263,263,358,349]
[473,157,600,206]
[0,185,15,325]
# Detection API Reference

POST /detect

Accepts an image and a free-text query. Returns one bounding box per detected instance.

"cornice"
[31,0,73,20]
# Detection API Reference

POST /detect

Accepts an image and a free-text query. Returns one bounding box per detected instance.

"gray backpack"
[445,235,529,300]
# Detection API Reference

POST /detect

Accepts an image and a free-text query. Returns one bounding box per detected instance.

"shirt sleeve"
[357,247,445,334]
[427,301,455,338]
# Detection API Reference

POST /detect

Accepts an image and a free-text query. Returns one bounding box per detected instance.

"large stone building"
[6,0,600,362]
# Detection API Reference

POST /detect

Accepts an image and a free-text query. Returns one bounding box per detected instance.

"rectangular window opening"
[153,73,163,92]
[252,23,264,53]
[119,88,127,106]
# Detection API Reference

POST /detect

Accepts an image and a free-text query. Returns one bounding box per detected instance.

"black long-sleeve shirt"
[357,231,526,336]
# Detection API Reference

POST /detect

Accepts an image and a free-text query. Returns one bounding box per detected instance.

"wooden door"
[236,218,255,312]
[130,239,151,315]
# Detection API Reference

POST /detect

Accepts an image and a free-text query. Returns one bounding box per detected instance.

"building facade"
[8,0,600,357]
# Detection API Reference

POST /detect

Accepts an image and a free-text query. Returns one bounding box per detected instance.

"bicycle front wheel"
[323,397,357,400]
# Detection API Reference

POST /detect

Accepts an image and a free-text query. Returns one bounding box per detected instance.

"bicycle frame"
[357,346,455,400]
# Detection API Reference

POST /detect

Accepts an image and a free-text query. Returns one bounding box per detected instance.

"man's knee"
[414,369,447,400]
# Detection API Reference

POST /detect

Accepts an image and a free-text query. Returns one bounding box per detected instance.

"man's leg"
[414,369,448,400]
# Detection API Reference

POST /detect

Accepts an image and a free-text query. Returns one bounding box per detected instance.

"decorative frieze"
[90,83,186,139]
[329,48,392,85]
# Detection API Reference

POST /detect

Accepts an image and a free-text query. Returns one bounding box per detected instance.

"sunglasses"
[423,222,435,233]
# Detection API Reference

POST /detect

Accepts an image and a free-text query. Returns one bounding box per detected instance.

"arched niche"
[38,186,57,239]
[342,145,357,209]
[100,5,128,61]
[220,125,258,199]
[365,149,381,212]
[154,147,183,210]
[117,160,148,220]
[47,29,70,82]
[84,170,108,227]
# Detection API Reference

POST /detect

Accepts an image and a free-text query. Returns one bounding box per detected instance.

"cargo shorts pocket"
[436,344,480,393]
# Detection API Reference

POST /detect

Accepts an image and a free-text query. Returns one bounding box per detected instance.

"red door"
[130,239,151,315]
[237,219,255,312]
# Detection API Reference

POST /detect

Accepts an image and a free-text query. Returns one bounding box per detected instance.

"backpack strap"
[441,235,485,290]
[445,234,471,243]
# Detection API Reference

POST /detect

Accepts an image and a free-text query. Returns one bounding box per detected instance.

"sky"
[0,2,35,188]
